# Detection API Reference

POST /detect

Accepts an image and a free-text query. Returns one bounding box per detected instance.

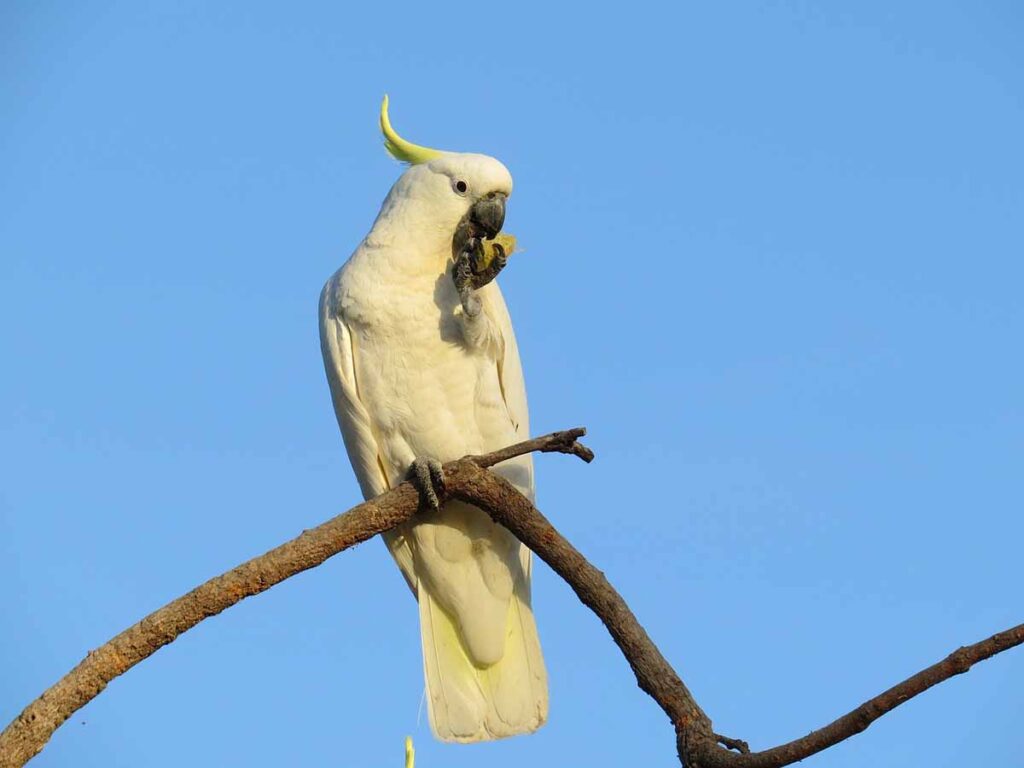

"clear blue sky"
[2,2,1022,766]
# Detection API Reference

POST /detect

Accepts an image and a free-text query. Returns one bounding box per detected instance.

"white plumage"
[319,149,547,741]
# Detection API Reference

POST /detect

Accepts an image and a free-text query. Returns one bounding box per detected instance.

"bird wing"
[318,270,417,589]
[485,284,532,443]
[481,282,535,581]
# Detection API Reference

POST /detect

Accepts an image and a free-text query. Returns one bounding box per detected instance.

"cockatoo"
[319,96,547,742]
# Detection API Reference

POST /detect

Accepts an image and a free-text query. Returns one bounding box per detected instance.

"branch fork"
[1,427,1019,768]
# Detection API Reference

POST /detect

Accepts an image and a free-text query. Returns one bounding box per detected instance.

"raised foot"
[452,238,508,318]
[408,456,445,510]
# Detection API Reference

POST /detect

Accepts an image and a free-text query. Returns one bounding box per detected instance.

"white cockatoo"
[319,96,547,742]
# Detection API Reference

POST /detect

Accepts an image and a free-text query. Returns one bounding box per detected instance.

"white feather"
[319,152,547,741]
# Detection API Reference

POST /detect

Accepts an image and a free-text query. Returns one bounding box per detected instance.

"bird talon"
[455,238,509,291]
[428,459,446,496]
[409,456,445,510]
[452,241,478,291]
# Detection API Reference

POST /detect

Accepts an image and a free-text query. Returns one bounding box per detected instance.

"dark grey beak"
[469,192,506,240]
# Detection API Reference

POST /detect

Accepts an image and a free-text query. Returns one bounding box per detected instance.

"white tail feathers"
[417,569,548,742]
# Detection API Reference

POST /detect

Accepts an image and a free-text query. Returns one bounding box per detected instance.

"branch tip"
[468,427,595,468]
[716,733,751,754]
[539,427,594,463]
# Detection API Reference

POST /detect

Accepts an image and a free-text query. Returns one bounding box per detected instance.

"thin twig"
[716,734,751,754]
[469,426,594,467]
[697,622,1024,768]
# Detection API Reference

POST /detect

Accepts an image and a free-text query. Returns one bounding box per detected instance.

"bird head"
[376,95,512,261]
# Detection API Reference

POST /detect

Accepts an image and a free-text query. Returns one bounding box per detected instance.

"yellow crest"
[380,94,444,164]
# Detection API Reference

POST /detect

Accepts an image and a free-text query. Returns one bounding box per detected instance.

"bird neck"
[363,204,455,279]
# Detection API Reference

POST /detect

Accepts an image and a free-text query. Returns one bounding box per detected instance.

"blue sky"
[2,2,1022,766]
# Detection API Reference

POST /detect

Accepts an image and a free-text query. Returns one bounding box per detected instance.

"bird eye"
[454,179,468,194]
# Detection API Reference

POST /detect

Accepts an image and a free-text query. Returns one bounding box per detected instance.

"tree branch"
[0,429,591,768]
[693,621,1024,768]
[443,461,1024,768]
[1,427,1020,768]
[468,426,595,467]
[443,459,716,746]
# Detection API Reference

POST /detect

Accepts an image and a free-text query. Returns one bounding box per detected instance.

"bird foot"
[452,238,508,317]
[408,456,445,510]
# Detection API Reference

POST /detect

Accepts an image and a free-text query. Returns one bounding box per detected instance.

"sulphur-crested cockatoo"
[319,96,547,742]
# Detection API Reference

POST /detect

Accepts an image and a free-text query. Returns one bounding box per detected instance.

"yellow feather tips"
[380,95,444,164]
[404,736,415,768]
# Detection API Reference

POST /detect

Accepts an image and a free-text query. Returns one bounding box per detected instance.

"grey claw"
[409,457,445,510]
[486,242,508,274]
[467,242,507,290]
[452,249,474,294]
[428,459,445,496]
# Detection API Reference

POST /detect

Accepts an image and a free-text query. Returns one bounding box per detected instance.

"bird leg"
[408,456,445,511]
